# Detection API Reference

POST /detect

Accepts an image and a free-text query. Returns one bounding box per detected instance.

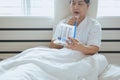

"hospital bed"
[0,0,120,80]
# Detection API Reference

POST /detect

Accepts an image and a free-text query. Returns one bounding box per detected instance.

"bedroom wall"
[0,0,120,65]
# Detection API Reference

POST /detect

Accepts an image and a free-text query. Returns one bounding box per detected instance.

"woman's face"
[70,0,89,18]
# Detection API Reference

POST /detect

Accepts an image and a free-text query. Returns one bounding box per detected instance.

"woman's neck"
[76,16,85,26]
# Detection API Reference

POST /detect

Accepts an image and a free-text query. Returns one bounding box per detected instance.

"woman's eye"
[78,3,84,5]
[72,3,75,5]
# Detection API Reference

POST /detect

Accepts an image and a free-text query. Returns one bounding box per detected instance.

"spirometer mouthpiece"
[75,16,79,20]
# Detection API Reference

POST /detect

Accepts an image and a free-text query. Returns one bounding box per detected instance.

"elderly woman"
[50,0,101,55]
[0,0,108,80]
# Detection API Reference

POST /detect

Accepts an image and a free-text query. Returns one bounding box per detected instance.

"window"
[97,0,120,28]
[97,0,120,17]
[0,0,54,18]
[0,0,23,16]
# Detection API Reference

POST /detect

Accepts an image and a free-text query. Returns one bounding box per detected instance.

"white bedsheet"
[0,47,108,80]
[99,64,120,80]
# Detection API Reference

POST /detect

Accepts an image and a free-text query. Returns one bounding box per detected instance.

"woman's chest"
[76,26,90,44]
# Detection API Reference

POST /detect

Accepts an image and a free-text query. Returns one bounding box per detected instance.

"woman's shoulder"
[87,17,99,23]
[87,17,101,27]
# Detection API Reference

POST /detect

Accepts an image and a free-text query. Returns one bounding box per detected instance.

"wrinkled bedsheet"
[99,64,120,80]
[0,47,108,80]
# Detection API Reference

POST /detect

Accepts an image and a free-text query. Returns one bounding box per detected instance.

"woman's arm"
[76,44,99,55]
[50,40,63,49]
[66,37,99,55]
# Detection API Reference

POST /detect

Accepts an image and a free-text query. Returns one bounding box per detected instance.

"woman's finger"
[68,37,78,44]
[67,17,76,25]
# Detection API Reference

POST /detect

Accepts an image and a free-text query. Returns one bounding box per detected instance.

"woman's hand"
[66,37,99,55]
[66,37,82,51]
[50,40,63,49]
[67,16,82,26]
[67,16,76,25]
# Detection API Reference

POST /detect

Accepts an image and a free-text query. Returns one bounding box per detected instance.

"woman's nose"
[74,4,79,9]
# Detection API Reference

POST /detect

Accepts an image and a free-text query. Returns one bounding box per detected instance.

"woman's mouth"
[74,11,80,15]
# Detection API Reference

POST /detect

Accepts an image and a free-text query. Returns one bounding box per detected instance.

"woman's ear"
[87,4,90,9]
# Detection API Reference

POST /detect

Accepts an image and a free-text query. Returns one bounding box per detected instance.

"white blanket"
[0,47,108,80]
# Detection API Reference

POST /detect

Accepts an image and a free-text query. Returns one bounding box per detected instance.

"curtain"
[97,0,120,17]
[0,0,54,18]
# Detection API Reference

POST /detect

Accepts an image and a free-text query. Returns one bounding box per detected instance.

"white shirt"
[52,16,102,48]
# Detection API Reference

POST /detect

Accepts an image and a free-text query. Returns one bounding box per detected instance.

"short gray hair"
[70,0,90,4]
